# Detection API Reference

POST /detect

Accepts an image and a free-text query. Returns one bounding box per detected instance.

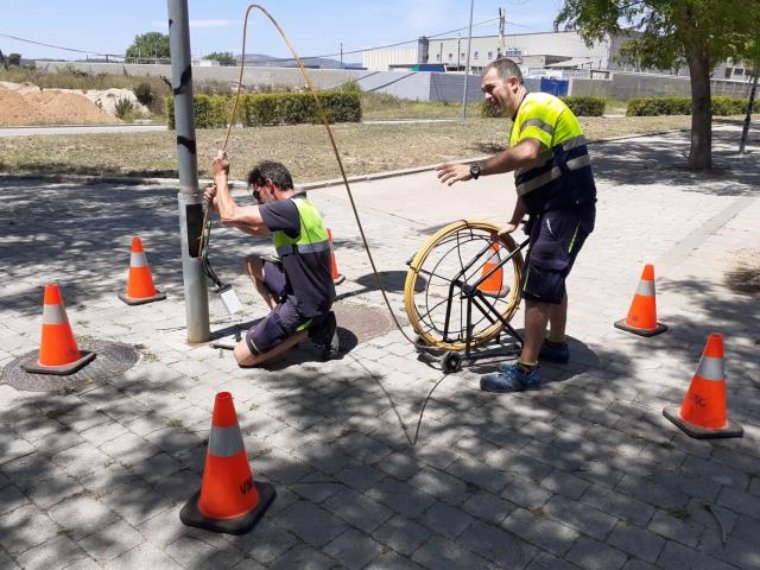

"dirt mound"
[84,88,149,116]
[0,90,46,125]
[0,83,122,126]
[27,91,119,125]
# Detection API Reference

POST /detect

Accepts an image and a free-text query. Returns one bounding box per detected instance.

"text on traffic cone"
[180,392,276,534]
[663,334,742,439]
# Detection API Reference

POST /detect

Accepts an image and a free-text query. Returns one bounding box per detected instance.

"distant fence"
[568,71,754,100]
[35,61,757,102]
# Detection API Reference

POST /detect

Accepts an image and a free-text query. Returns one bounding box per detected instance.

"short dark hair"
[483,57,524,84]
[247,160,294,190]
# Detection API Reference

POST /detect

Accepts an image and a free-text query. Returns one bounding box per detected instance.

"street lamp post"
[461,0,475,119]
[167,0,210,343]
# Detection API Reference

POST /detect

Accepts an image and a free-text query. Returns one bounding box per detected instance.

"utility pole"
[167,0,210,343]
[340,43,343,68]
[461,0,475,119]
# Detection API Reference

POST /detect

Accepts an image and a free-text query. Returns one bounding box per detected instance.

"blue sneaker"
[480,364,541,393]
[538,341,570,364]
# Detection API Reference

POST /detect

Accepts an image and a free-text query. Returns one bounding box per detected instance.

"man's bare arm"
[479,138,542,176]
[211,151,270,235]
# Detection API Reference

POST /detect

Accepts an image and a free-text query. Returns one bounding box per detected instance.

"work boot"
[313,311,339,360]
[480,363,541,393]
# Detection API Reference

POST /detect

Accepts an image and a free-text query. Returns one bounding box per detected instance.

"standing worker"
[205,151,338,367]
[436,58,596,393]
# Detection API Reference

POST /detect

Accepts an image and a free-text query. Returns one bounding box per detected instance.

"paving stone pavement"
[1,124,759,569]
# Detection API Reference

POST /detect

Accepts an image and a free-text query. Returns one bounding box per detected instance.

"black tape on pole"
[186,204,203,258]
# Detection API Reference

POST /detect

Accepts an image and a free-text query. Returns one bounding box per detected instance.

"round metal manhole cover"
[333,301,399,344]
[1,339,140,392]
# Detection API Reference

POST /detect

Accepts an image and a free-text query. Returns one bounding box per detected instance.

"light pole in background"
[461,0,475,119]
[167,0,210,343]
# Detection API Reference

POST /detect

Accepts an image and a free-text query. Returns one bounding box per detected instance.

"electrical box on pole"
[167,0,210,342]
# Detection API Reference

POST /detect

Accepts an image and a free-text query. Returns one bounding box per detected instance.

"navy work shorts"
[246,259,311,355]
[262,258,287,301]
[521,205,595,304]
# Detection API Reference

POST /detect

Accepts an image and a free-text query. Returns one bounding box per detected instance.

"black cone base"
[179,481,276,535]
[118,291,167,306]
[663,406,743,440]
[614,319,668,337]
[22,351,96,376]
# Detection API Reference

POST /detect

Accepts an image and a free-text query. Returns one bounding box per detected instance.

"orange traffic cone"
[118,237,166,305]
[327,228,345,285]
[22,283,96,375]
[180,392,275,534]
[477,242,509,298]
[663,334,742,439]
[614,264,667,336]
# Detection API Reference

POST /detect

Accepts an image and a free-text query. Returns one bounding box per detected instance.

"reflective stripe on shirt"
[516,154,591,196]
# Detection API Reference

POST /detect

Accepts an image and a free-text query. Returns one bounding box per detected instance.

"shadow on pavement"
[1,124,759,567]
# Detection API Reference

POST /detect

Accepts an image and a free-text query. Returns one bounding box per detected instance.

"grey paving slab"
[0,125,759,568]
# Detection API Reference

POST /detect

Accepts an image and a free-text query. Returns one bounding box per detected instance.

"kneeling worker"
[205,151,338,367]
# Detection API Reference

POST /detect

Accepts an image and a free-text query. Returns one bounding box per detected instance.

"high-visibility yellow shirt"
[509,92,596,214]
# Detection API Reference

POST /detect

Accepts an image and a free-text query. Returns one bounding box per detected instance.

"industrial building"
[362,30,632,75]
[361,30,754,82]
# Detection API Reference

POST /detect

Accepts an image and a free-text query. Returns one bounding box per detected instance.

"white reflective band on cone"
[43,303,68,324]
[636,279,655,297]
[696,355,724,381]
[208,425,245,457]
[130,252,148,267]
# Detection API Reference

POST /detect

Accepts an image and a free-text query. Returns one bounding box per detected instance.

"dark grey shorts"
[245,297,312,355]
[522,205,595,304]
[262,259,287,301]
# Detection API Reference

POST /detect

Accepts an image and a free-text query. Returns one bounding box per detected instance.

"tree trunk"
[739,63,759,154]
[686,47,712,170]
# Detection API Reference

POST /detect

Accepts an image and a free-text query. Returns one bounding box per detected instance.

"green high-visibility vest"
[272,198,330,259]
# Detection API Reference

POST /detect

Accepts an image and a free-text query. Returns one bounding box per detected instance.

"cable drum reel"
[403,220,529,372]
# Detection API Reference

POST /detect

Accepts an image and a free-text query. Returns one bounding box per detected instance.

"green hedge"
[561,96,605,117]
[627,96,760,116]
[481,95,606,118]
[166,91,361,129]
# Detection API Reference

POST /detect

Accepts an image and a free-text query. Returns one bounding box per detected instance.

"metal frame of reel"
[410,236,530,374]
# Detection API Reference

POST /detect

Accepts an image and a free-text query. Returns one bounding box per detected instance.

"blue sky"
[1,0,564,61]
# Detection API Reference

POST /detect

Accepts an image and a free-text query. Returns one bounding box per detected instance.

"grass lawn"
[0,115,710,182]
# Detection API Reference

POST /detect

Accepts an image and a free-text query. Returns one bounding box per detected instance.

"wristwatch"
[469,163,482,180]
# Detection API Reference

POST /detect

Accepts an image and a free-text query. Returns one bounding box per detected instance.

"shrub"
[166,90,361,129]
[481,95,606,118]
[133,82,155,107]
[561,96,605,116]
[115,97,135,119]
[712,96,746,116]
[626,96,758,116]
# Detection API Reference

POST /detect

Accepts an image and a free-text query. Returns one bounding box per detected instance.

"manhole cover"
[333,301,399,343]
[1,339,140,392]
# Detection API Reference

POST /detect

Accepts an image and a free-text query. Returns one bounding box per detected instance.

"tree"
[556,0,760,170]
[204,51,236,66]
[8,52,21,66]
[738,38,760,154]
[126,32,170,60]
